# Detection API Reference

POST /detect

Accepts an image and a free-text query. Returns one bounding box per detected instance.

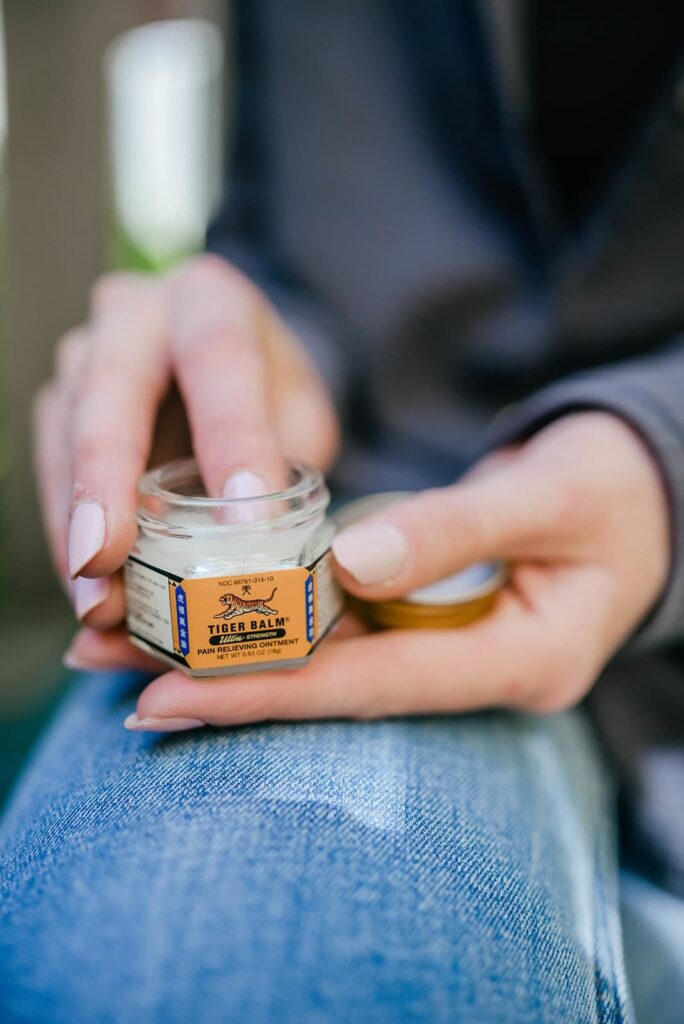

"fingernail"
[221,470,270,524]
[222,470,269,500]
[332,521,408,585]
[63,649,87,670]
[68,501,106,578]
[73,575,110,620]
[124,713,205,733]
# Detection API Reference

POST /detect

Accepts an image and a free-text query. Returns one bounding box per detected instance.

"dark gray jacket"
[208,1,684,891]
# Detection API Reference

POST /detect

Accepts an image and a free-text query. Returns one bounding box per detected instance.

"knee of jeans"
[0,713,627,1022]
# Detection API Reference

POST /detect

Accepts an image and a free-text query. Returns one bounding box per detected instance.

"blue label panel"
[175,584,190,656]
[305,575,315,643]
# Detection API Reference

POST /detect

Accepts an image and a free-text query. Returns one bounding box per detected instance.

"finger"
[32,382,72,584]
[35,342,130,623]
[55,327,89,385]
[167,255,288,498]
[71,570,126,628]
[33,329,90,586]
[330,609,369,639]
[459,445,518,483]
[125,590,558,730]
[127,558,618,732]
[64,626,164,672]
[330,451,579,599]
[67,276,171,579]
[265,310,340,471]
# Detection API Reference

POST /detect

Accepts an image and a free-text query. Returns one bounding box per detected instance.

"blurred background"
[0,0,227,804]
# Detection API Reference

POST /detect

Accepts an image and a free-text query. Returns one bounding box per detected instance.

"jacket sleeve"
[205,2,349,408]
[486,341,684,650]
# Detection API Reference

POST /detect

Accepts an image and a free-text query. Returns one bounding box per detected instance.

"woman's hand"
[33,255,339,625]
[65,412,671,730]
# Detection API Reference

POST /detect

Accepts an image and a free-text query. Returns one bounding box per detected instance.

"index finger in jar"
[67,276,171,579]
[166,255,289,500]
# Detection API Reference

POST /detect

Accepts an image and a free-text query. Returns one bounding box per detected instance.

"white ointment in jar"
[124,459,342,678]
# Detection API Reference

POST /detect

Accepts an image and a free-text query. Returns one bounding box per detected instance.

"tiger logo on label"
[214,587,279,622]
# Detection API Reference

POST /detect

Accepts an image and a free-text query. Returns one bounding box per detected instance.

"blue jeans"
[0,671,674,1023]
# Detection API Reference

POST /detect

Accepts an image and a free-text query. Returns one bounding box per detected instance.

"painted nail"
[332,520,409,585]
[222,470,269,500]
[221,470,270,524]
[68,501,106,578]
[73,575,110,620]
[124,713,205,733]
[63,649,87,670]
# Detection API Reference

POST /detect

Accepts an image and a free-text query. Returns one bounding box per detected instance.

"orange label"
[125,551,341,675]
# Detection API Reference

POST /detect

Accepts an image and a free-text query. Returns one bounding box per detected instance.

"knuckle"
[72,349,128,404]
[72,428,144,474]
[169,257,266,357]
[177,325,265,380]
[532,465,599,539]
[70,430,102,471]
[552,479,594,534]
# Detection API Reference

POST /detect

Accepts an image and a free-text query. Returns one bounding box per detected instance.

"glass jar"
[124,458,342,678]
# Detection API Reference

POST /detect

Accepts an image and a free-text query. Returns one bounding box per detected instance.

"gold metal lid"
[335,493,506,630]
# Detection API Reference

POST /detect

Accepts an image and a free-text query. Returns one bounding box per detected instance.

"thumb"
[331,459,560,600]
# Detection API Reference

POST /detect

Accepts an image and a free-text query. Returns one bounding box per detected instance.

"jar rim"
[140,457,322,507]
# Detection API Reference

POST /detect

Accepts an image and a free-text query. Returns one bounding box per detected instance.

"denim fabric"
[0,672,632,1024]
[620,870,684,1024]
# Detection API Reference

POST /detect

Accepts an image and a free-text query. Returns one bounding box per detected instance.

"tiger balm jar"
[124,458,342,678]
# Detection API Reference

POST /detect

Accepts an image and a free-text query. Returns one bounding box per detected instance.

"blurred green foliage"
[108,213,193,275]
